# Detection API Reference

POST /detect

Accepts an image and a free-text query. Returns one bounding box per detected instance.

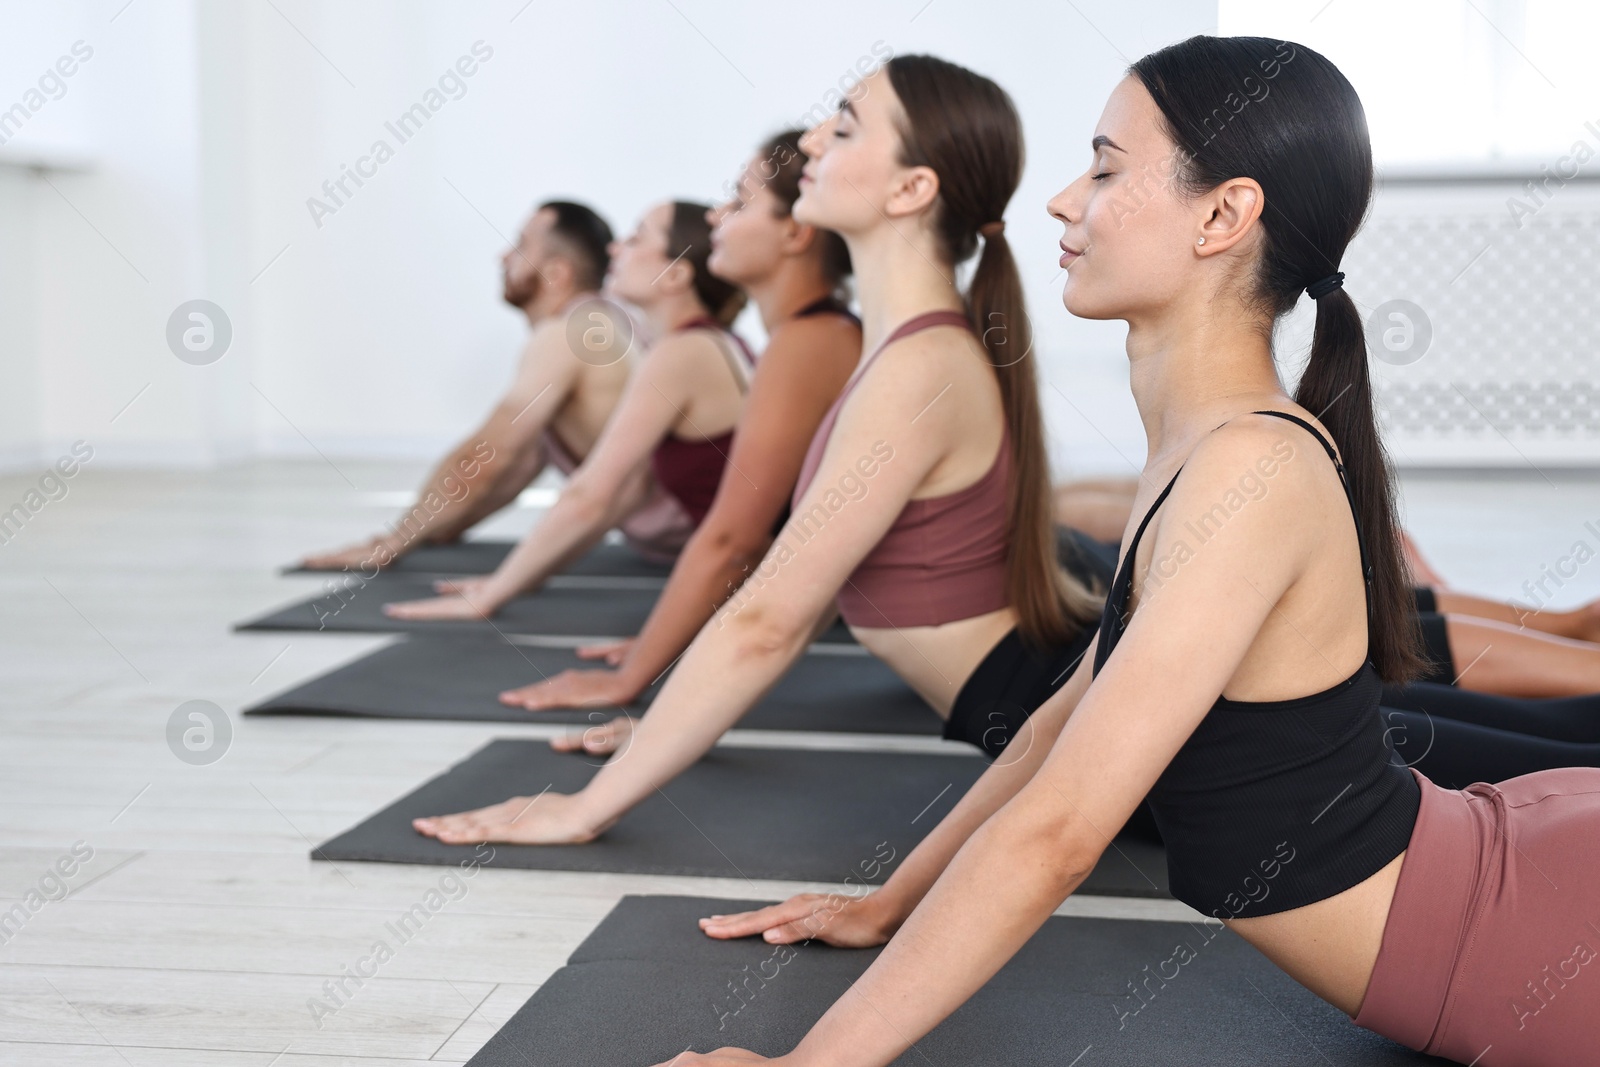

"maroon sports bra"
[649,317,754,525]
[791,309,1011,628]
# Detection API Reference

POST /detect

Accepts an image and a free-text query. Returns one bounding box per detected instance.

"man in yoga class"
[672,38,1600,1067]
[299,199,693,573]
[381,200,753,622]
[410,53,1109,845]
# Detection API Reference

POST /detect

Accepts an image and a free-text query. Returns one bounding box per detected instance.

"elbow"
[559,478,611,528]
[991,788,1105,892]
[712,597,811,661]
[695,515,771,570]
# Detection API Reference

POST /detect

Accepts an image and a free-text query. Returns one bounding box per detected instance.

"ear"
[657,255,694,296]
[1195,176,1264,255]
[543,255,576,290]
[883,164,941,222]
[781,216,818,258]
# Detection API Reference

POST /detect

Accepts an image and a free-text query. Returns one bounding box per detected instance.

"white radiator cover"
[1327,171,1600,466]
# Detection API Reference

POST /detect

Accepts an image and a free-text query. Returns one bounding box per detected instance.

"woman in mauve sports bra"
[411,53,1104,847]
[494,128,865,716]
[674,38,1599,1067]
[383,200,752,622]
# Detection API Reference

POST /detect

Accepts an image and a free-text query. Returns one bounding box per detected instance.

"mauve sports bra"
[791,309,1011,629]
[649,317,755,525]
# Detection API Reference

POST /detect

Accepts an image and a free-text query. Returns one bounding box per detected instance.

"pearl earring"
[1197,237,1206,245]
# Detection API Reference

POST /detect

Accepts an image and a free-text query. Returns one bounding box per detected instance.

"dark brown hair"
[1131,36,1424,682]
[667,201,747,328]
[754,129,852,289]
[538,200,613,291]
[886,54,1101,648]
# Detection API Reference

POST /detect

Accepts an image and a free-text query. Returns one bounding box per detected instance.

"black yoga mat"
[237,571,854,643]
[465,894,1436,1066]
[284,538,674,579]
[247,636,940,734]
[314,739,1170,897]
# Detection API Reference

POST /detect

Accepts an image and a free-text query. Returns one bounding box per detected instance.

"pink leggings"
[1353,767,1600,1066]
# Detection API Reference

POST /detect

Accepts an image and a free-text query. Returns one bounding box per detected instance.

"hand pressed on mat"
[430,576,493,598]
[653,1051,777,1066]
[411,788,600,844]
[300,533,400,572]
[499,666,644,711]
[547,715,635,754]
[576,636,635,664]
[699,890,898,948]
[381,594,497,621]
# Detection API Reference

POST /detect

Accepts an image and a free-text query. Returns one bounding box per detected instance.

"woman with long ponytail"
[412,55,1108,849]
[674,37,1599,1067]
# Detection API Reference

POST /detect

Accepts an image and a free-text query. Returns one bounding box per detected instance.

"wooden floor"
[1,458,1594,1065]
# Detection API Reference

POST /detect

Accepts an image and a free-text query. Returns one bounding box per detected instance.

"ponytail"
[969,228,1102,648]
[667,200,747,328]
[886,53,1102,649]
[1297,287,1425,681]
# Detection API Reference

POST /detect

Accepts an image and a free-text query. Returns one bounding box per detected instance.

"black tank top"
[1091,410,1418,920]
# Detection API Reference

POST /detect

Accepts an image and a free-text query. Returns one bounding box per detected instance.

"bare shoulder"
[849,320,985,421]
[759,314,862,385]
[1164,411,1341,539]
[511,315,581,374]
[764,313,861,365]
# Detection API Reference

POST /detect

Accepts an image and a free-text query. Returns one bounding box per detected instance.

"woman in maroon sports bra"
[411,54,1104,847]
[383,200,752,622]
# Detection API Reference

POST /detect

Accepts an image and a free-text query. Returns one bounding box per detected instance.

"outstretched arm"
[700,653,1093,946]
[502,315,862,710]
[301,324,579,570]
[382,334,705,620]
[661,419,1335,1066]
[413,337,965,843]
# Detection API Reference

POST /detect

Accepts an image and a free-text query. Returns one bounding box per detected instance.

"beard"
[502,263,539,309]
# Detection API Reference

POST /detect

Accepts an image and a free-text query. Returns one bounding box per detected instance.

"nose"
[1047,174,1087,227]
[799,120,826,160]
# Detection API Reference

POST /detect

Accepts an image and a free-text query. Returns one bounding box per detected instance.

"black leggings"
[1381,682,1600,789]
[939,530,1114,758]
[1411,586,1456,686]
[944,625,1095,758]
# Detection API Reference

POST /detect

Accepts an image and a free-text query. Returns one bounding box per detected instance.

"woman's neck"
[640,290,716,337]
[743,257,837,333]
[1125,296,1287,465]
[843,222,962,352]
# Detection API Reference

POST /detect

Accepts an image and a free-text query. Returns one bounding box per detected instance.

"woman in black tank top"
[676,37,1599,1067]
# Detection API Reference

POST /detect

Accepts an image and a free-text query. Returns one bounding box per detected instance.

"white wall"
[1,0,1218,479]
